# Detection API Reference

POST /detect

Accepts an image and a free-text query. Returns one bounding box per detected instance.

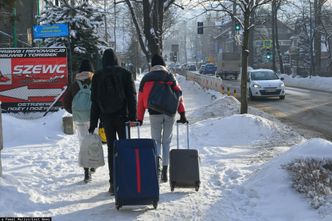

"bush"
[283,158,332,209]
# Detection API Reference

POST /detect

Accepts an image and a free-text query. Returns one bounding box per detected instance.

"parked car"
[248,69,285,100]
[199,64,206,74]
[187,64,197,71]
[201,63,217,75]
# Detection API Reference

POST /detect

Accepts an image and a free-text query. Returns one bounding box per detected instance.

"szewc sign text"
[0,48,68,113]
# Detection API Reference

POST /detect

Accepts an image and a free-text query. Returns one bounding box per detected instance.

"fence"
[178,70,239,97]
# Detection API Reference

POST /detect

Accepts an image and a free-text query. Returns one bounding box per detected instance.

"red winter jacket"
[137,65,185,121]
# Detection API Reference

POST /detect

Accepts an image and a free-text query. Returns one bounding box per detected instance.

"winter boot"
[161,166,168,183]
[84,168,91,183]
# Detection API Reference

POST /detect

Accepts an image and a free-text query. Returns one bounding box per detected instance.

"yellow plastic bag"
[98,125,107,144]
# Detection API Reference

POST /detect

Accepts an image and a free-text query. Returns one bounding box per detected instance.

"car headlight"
[253,83,261,88]
[280,82,285,87]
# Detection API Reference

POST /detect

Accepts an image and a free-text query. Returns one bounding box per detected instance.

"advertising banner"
[0,48,68,113]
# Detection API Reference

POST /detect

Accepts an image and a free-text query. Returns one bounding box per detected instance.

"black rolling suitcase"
[113,122,159,210]
[169,122,200,191]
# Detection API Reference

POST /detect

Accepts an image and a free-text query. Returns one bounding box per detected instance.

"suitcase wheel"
[195,181,200,192]
[153,201,158,209]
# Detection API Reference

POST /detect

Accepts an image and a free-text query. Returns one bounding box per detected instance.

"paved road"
[248,86,332,141]
[220,79,332,141]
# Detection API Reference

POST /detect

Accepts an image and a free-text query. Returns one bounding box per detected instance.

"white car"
[248,69,285,100]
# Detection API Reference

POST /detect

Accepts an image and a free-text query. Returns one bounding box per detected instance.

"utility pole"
[37,0,40,16]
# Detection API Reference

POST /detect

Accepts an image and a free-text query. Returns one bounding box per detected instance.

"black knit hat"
[79,59,94,72]
[151,54,166,67]
[102,48,119,67]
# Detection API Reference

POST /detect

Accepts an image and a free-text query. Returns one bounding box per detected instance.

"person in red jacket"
[137,54,188,182]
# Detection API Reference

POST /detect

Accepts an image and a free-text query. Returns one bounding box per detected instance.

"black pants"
[103,116,128,185]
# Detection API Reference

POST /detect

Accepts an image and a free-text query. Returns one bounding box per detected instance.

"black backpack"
[97,67,126,114]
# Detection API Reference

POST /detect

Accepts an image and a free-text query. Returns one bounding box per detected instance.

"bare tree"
[202,0,273,114]
[313,0,328,75]
[271,0,285,73]
[320,6,332,75]
[124,0,181,64]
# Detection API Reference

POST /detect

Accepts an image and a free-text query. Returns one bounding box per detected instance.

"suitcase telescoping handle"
[176,122,189,149]
[125,121,141,139]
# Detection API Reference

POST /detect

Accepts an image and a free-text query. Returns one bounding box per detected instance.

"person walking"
[88,48,137,194]
[137,54,188,182]
[63,59,95,183]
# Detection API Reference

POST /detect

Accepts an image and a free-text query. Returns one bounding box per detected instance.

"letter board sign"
[0,48,68,113]
[33,23,69,39]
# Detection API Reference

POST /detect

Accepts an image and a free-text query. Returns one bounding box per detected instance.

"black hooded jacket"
[89,49,137,130]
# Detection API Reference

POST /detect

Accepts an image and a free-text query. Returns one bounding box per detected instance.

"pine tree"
[37,0,108,78]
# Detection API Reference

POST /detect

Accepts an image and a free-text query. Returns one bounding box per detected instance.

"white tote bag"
[79,134,105,168]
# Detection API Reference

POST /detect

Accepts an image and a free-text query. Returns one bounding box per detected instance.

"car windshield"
[205,64,216,70]
[251,71,279,80]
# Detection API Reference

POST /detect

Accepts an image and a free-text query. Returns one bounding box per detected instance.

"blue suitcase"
[113,123,159,210]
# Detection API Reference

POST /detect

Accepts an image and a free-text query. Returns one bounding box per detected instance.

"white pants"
[74,121,90,146]
[149,114,175,166]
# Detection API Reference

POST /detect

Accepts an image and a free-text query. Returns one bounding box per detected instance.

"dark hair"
[151,54,166,67]
[79,59,94,72]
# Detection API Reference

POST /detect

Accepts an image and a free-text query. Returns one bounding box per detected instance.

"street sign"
[0,48,68,113]
[33,23,69,39]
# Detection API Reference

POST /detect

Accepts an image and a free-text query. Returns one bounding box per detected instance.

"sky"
[0,74,332,220]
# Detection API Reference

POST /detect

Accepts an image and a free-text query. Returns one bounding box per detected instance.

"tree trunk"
[314,0,322,75]
[272,0,276,72]
[240,12,250,114]
[143,0,162,59]
[248,12,255,67]
[274,1,284,73]
[124,0,150,63]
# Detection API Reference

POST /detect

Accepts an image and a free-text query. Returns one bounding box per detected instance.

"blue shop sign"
[33,23,69,39]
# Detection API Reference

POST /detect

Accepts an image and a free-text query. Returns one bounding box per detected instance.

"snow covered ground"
[281,74,332,93]
[0,74,332,221]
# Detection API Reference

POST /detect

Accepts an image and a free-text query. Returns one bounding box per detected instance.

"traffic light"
[173,53,177,62]
[197,22,203,34]
[266,49,272,60]
[235,22,241,31]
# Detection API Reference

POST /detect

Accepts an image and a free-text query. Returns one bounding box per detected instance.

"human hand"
[88,128,95,134]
